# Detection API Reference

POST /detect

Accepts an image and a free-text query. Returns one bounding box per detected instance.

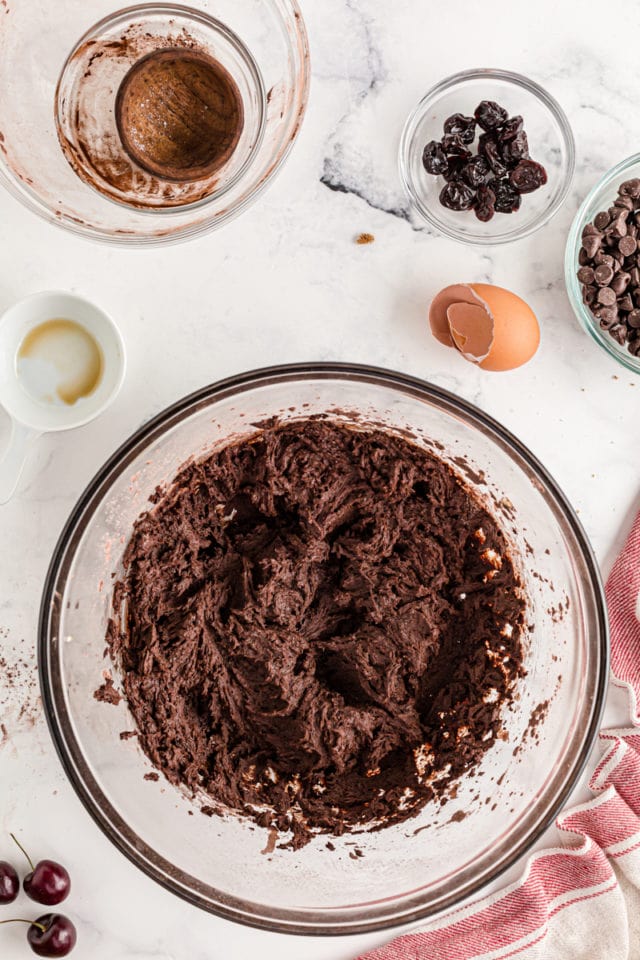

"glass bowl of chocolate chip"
[39,363,607,934]
[565,155,640,372]
[399,68,575,244]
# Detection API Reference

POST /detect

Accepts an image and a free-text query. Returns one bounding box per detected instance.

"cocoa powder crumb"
[93,673,121,706]
[260,827,278,855]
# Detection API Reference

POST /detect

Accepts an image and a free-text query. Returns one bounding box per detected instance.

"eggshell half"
[428,284,489,348]
[470,283,540,371]
[447,303,494,362]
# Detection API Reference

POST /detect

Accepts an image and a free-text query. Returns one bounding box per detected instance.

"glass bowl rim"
[398,67,576,245]
[564,152,640,373]
[38,361,609,936]
[0,0,310,247]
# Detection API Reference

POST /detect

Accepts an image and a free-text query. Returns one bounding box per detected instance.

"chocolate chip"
[577,266,595,284]
[579,247,590,266]
[618,294,634,312]
[611,272,631,295]
[594,211,610,231]
[631,267,640,286]
[609,323,627,344]
[582,284,597,305]
[583,235,602,258]
[597,286,617,305]
[582,223,601,238]
[629,338,640,355]
[620,178,640,199]
[610,218,628,240]
[594,251,614,267]
[598,310,618,329]
[628,224,638,240]
[594,263,614,285]
[628,309,640,328]
[614,195,634,211]
[619,236,637,257]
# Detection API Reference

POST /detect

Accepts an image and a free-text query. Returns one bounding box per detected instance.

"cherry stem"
[0,919,46,932]
[9,833,34,872]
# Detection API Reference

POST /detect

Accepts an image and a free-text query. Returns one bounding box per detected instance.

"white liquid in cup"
[17,318,105,407]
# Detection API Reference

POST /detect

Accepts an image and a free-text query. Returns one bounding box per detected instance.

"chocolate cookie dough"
[115,48,243,181]
[107,420,525,847]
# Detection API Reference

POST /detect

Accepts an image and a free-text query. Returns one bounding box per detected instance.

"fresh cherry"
[24,863,71,907]
[11,835,70,906]
[27,914,77,957]
[0,915,77,957]
[0,862,19,904]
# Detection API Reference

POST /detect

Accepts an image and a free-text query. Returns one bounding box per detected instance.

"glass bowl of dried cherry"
[399,68,575,244]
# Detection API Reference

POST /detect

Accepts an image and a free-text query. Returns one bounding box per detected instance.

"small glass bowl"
[399,68,575,244]
[0,0,309,245]
[565,154,640,374]
[55,5,267,212]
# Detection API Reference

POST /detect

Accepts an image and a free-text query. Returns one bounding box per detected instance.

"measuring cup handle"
[0,420,40,504]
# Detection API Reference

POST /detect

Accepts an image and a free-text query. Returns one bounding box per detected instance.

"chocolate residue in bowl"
[115,48,244,182]
[93,671,121,706]
[105,420,526,848]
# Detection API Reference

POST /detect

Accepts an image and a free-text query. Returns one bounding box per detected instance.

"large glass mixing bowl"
[39,364,608,935]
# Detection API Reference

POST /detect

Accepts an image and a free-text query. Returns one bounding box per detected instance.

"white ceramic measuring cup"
[0,291,126,503]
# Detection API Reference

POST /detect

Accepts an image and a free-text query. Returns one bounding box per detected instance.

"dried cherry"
[483,138,507,178]
[509,159,548,194]
[439,179,476,211]
[474,185,496,222]
[441,133,471,158]
[422,140,449,175]
[498,116,524,141]
[462,156,490,189]
[474,100,508,131]
[443,156,467,182]
[443,113,476,144]
[501,130,529,166]
[492,178,521,214]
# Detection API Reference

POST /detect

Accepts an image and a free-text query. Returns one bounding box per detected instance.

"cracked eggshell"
[428,284,485,348]
[447,302,493,363]
[470,283,539,371]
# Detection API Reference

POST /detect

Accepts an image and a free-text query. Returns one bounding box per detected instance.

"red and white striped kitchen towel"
[359,513,640,960]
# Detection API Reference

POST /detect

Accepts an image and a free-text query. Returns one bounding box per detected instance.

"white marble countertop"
[1,0,640,956]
